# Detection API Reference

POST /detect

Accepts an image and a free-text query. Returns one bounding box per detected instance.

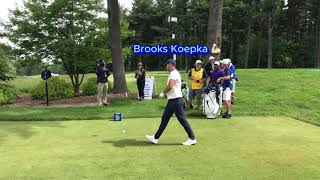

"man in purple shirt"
[210,61,225,85]
[207,61,225,105]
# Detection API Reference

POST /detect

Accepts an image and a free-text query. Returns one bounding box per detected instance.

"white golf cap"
[195,60,202,64]
[220,59,229,65]
[209,56,215,60]
[225,58,231,63]
[214,61,220,65]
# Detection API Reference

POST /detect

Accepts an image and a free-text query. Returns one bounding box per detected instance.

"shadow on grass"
[101,139,181,147]
[0,121,65,146]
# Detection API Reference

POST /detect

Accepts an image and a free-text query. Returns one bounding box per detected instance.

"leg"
[97,83,103,105]
[141,81,145,99]
[137,81,142,100]
[188,90,195,109]
[223,88,232,117]
[175,98,196,140]
[103,83,108,104]
[196,90,202,110]
[154,100,175,139]
[223,100,231,114]
[231,79,236,104]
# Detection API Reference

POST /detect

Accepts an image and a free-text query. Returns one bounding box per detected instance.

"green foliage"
[4,0,134,92]
[0,43,16,104]
[81,77,97,95]
[82,77,113,95]
[31,77,73,100]
[0,44,15,82]
[0,86,16,105]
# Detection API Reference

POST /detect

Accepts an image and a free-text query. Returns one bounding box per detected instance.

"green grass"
[11,71,173,94]
[0,117,319,179]
[1,69,320,179]
[3,69,320,126]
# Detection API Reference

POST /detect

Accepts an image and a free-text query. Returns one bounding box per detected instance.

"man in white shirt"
[145,59,197,146]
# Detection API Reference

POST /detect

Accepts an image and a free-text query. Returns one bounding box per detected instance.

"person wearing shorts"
[188,60,208,110]
[217,59,233,119]
[226,59,238,104]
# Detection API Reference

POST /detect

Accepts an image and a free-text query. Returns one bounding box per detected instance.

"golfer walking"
[145,59,197,145]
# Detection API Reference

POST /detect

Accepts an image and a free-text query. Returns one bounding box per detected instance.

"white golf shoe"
[182,138,197,146]
[145,135,158,144]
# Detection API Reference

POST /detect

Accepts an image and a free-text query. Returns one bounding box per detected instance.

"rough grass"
[3,69,320,126]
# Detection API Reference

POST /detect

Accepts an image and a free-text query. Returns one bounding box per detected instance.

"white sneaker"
[145,135,158,144]
[182,138,197,146]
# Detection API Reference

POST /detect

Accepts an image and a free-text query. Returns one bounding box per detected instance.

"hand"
[159,92,165,98]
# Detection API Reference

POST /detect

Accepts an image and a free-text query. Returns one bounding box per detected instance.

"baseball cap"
[220,59,229,65]
[165,59,176,65]
[225,58,231,63]
[195,60,202,65]
[209,56,215,60]
[214,61,220,65]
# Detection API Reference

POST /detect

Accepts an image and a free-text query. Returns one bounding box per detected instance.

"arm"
[188,70,195,81]
[105,69,111,76]
[201,70,208,82]
[218,70,230,82]
[135,70,138,79]
[163,79,176,94]
[142,69,145,79]
[221,75,231,81]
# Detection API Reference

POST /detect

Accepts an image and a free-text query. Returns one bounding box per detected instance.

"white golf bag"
[202,84,223,119]
[181,81,189,109]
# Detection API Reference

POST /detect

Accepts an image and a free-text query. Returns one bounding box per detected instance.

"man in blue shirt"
[226,59,238,104]
[217,59,233,119]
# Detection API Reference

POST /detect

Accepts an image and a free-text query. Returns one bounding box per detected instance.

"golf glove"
[159,92,165,98]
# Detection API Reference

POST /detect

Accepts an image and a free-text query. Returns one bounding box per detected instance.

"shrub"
[0,85,16,105]
[82,77,113,95]
[82,77,97,95]
[31,77,73,100]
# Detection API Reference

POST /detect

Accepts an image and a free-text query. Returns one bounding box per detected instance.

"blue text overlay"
[132,45,209,55]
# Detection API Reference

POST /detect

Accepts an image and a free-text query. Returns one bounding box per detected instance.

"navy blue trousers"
[155,98,195,140]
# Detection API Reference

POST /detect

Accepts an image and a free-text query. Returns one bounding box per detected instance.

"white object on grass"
[143,76,156,100]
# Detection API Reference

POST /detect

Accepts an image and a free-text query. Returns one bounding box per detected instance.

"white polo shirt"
[166,69,182,100]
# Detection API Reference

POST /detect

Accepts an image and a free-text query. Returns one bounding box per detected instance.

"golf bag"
[181,81,189,109]
[202,84,222,119]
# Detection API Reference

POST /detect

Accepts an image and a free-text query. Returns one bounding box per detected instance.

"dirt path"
[1,93,137,108]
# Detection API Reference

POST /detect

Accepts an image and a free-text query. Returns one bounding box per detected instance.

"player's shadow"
[101,139,180,147]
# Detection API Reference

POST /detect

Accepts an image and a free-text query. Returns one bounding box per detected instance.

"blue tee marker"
[113,113,122,121]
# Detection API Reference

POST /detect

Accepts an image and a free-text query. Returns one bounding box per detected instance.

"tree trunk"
[244,23,252,68]
[257,44,261,68]
[316,4,320,68]
[267,12,273,69]
[207,0,224,62]
[229,32,234,60]
[107,0,128,93]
